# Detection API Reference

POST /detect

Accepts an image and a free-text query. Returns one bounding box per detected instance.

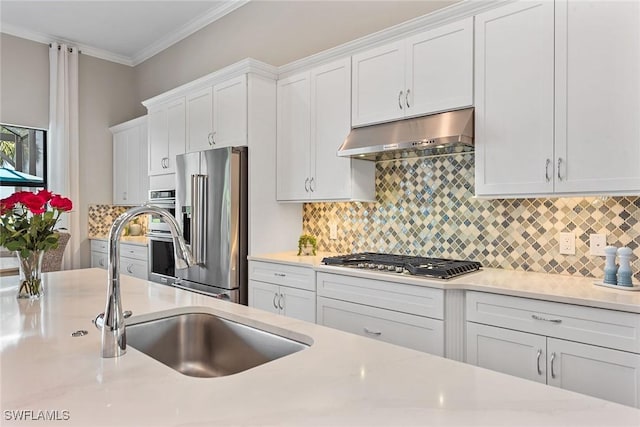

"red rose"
[37,189,53,202]
[0,193,18,214]
[20,192,47,214]
[50,195,73,211]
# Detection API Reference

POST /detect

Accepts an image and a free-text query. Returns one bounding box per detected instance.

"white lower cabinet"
[248,261,316,323]
[466,291,640,408]
[316,272,444,356]
[90,240,149,280]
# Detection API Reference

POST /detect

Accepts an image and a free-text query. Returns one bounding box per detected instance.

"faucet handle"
[93,310,133,330]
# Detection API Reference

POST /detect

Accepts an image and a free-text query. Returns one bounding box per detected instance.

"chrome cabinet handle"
[536,349,542,375]
[398,91,404,110]
[557,158,563,181]
[208,132,216,145]
[278,294,284,310]
[309,177,315,192]
[99,259,105,267]
[126,264,133,274]
[545,159,551,182]
[364,327,382,336]
[274,272,286,277]
[273,293,279,309]
[531,314,562,324]
[550,352,557,378]
[405,89,411,108]
[123,191,127,200]
[304,177,310,192]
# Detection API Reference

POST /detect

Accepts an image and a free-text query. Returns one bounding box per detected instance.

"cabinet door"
[310,58,353,200]
[474,1,555,197]
[186,88,214,153]
[148,107,168,176]
[166,98,186,174]
[276,72,311,201]
[317,296,444,355]
[121,257,148,280]
[547,338,640,408]
[554,0,640,194]
[405,17,473,117]
[466,322,546,384]
[113,130,129,204]
[213,75,247,148]
[91,251,108,269]
[248,280,280,315]
[280,286,316,323]
[351,41,405,126]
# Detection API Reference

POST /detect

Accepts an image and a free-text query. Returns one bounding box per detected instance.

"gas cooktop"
[322,252,482,280]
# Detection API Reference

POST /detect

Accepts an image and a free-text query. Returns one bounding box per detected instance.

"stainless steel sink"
[127,313,309,378]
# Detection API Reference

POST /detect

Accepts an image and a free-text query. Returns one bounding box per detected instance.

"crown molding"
[142,58,277,108]
[108,115,147,134]
[277,0,510,78]
[131,0,250,66]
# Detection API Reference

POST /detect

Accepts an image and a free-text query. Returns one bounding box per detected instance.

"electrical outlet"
[558,232,576,255]
[589,233,607,256]
[329,221,338,240]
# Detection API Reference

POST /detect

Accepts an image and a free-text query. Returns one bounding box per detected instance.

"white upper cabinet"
[277,58,375,202]
[554,0,640,194]
[111,116,148,205]
[475,0,640,197]
[352,17,473,127]
[186,87,214,153]
[474,1,555,196]
[213,74,248,148]
[148,98,185,176]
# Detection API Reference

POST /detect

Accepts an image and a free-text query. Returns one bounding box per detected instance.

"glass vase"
[16,250,45,299]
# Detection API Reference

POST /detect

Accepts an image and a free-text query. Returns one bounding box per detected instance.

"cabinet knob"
[398,90,404,110]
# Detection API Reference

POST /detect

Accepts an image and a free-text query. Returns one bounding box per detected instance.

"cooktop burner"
[322,252,481,279]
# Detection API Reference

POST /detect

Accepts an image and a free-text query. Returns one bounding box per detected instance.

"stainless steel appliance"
[147,189,178,285]
[147,190,176,234]
[174,147,248,303]
[322,252,481,279]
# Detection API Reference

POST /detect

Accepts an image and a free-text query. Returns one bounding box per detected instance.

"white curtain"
[48,42,80,270]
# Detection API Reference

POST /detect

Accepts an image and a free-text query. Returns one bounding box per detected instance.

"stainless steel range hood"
[338,108,474,160]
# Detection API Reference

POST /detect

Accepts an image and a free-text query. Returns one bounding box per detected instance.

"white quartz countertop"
[89,235,148,246]
[250,252,640,313]
[1,269,639,426]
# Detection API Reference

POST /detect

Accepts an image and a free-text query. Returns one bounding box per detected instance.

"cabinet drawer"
[249,261,315,291]
[317,296,443,355]
[317,272,444,319]
[120,243,148,261]
[466,291,640,353]
[120,257,148,280]
[91,251,108,269]
[91,240,108,253]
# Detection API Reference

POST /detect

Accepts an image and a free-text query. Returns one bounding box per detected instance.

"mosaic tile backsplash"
[303,152,640,281]
[88,205,148,238]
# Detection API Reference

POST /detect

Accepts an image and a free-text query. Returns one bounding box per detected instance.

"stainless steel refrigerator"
[174,147,248,304]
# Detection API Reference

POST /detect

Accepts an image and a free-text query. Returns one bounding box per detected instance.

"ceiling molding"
[0,0,251,67]
[131,0,250,66]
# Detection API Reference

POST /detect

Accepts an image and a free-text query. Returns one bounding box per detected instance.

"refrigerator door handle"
[191,174,208,265]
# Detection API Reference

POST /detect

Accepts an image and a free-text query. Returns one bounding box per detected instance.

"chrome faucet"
[96,204,195,358]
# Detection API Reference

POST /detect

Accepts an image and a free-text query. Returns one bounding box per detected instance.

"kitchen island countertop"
[1,268,639,426]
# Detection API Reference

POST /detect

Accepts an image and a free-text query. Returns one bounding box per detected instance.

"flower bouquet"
[0,190,73,298]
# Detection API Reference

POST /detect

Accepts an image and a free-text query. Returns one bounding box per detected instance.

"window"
[0,124,47,198]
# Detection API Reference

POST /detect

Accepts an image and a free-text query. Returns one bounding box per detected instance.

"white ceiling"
[0,1,249,66]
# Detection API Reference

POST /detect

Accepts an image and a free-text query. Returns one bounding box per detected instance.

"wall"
[0,34,139,267]
[0,33,49,128]
[303,152,640,282]
[134,0,458,102]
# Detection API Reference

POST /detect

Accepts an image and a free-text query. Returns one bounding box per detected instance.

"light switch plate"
[329,221,338,240]
[558,232,576,255]
[589,233,607,256]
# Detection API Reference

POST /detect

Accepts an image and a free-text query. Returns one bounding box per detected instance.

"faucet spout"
[100,204,195,358]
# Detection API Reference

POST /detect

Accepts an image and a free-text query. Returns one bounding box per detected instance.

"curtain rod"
[48,43,81,54]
